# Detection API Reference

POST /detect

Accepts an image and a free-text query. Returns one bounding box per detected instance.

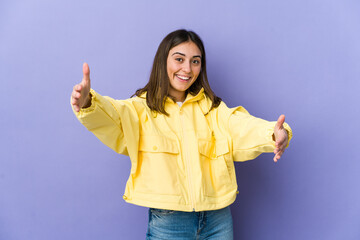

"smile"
[176,74,191,81]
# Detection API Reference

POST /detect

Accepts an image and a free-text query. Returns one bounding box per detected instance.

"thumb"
[82,62,90,85]
[275,114,285,130]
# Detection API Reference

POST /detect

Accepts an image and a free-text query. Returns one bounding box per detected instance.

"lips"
[176,74,191,82]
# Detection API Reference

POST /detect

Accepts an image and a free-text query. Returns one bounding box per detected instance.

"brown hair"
[134,29,221,116]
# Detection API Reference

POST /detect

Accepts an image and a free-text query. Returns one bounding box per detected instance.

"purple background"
[1,0,359,239]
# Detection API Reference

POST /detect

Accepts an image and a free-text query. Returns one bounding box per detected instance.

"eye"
[193,59,200,64]
[175,58,183,62]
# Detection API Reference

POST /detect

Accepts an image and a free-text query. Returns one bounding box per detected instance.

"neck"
[169,93,186,102]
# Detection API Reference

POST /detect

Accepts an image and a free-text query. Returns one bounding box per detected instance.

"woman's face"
[167,41,202,102]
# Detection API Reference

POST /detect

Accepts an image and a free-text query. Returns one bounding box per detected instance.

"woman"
[71,29,292,239]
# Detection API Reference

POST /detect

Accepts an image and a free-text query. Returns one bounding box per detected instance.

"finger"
[72,90,81,99]
[276,148,282,155]
[274,152,282,162]
[274,147,280,154]
[71,97,80,110]
[73,104,80,112]
[82,62,90,84]
[274,148,286,162]
[275,114,285,130]
[73,85,83,96]
[72,100,79,109]
[71,97,78,105]
[71,97,80,108]
[74,84,82,91]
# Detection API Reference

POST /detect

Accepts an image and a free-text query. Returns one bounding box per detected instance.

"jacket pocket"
[134,135,181,196]
[199,138,233,197]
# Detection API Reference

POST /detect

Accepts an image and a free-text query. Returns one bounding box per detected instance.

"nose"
[182,60,192,73]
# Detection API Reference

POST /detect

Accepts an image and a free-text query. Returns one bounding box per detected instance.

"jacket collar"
[186,88,206,103]
[166,88,205,104]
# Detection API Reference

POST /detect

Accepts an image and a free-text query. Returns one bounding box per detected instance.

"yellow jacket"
[73,88,292,212]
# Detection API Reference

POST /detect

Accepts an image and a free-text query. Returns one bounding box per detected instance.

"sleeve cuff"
[71,89,97,116]
[265,121,293,148]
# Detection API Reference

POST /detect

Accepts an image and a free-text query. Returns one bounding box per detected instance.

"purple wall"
[1,0,359,239]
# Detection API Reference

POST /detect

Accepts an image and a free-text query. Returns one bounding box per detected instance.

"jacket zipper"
[179,106,196,211]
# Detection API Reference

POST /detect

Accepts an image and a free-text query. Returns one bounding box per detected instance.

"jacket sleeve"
[71,89,140,156]
[226,105,293,162]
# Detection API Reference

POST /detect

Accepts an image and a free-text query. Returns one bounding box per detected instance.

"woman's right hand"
[71,63,91,112]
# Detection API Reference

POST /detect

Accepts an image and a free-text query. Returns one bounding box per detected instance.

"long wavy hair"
[134,29,221,116]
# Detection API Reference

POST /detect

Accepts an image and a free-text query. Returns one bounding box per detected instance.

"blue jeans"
[146,206,233,240]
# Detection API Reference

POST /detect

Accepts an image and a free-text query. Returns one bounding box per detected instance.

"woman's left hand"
[273,114,289,162]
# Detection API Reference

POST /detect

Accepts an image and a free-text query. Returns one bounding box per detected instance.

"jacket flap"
[139,135,179,154]
[198,139,215,158]
[199,138,229,158]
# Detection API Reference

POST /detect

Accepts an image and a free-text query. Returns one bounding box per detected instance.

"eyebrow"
[172,52,202,58]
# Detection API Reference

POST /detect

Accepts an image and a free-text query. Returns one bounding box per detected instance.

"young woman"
[71,29,292,240]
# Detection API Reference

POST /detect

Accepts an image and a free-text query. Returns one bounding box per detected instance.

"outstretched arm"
[70,63,140,156]
[225,104,292,162]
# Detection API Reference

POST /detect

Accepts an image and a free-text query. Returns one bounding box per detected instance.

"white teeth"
[177,75,191,80]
